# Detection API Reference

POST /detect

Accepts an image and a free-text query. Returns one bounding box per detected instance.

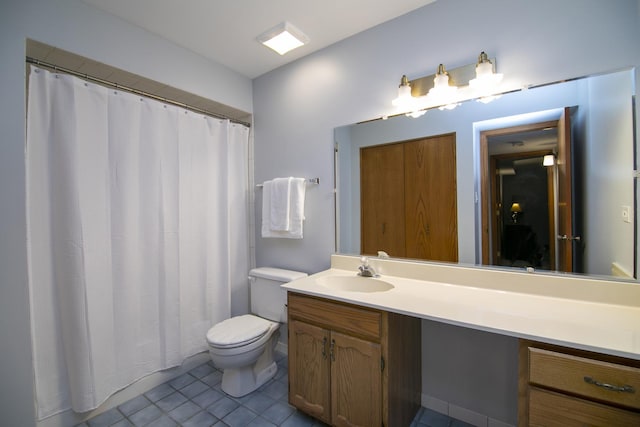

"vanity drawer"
[287,293,382,341]
[529,387,640,426]
[529,347,640,410]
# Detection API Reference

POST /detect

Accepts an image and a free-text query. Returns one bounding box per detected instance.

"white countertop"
[282,255,640,360]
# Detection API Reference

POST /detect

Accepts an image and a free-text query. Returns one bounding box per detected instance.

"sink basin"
[316,275,394,293]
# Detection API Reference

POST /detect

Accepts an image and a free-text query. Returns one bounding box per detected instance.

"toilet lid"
[206,314,273,349]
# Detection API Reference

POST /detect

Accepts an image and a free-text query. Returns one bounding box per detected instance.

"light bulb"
[392,75,415,109]
[469,52,503,90]
[427,64,458,109]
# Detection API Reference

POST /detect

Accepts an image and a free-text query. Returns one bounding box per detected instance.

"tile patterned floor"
[80,352,471,427]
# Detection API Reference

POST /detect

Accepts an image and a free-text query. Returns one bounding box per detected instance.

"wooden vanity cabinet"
[519,340,640,426]
[287,292,421,427]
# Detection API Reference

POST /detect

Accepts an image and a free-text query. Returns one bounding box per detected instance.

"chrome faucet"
[358,257,379,278]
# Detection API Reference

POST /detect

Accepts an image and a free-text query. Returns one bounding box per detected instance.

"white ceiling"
[80,0,437,79]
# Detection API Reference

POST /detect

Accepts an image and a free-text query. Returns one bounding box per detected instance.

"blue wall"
[252,0,640,423]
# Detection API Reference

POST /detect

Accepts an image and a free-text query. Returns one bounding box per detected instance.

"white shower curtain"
[26,66,249,419]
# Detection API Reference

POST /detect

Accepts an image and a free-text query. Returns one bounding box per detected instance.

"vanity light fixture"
[391,51,505,117]
[257,21,309,55]
[543,154,555,166]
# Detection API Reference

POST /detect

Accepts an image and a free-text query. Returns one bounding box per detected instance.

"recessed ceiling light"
[257,21,309,55]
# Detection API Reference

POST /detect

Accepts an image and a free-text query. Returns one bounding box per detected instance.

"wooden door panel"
[331,331,382,427]
[404,134,458,262]
[557,107,573,272]
[360,143,406,257]
[289,320,331,423]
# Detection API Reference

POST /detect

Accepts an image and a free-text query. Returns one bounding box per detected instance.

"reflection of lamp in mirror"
[543,154,555,166]
[510,202,522,223]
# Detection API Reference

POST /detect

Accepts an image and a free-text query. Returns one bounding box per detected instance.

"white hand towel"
[261,180,274,237]
[287,177,306,237]
[261,177,306,239]
[269,177,292,231]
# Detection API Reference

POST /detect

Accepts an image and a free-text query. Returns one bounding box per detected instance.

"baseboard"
[37,352,210,427]
[421,394,514,427]
[275,341,288,356]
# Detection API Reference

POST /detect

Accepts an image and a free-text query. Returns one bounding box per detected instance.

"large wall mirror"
[335,68,637,281]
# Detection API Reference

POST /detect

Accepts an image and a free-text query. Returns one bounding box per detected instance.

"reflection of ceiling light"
[476,94,501,104]
[498,167,516,175]
[543,154,555,166]
[406,110,426,118]
[257,22,309,55]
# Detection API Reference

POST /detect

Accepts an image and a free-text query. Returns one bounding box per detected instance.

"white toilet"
[206,267,307,397]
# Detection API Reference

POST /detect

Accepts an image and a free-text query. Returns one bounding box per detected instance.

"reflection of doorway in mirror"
[492,152,554,270]
[480,112,580,273]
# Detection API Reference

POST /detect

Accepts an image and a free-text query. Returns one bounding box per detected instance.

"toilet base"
[220,360,278,397]
[219,332,280,398]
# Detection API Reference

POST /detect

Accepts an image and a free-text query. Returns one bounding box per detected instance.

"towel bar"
[256,178,319,188]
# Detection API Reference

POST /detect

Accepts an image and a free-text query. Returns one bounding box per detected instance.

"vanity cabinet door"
[331,331,382,427]
[289,320,331,424]
[288,292,421,427]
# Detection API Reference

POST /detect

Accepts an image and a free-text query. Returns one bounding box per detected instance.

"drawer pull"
[583,376,636,393]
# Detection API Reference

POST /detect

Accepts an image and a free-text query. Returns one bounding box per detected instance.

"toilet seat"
[206,314,273,349]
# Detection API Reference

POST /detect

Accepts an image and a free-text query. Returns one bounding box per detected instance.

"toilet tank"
[249,267,307,323]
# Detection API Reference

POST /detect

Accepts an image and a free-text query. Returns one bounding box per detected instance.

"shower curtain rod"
[26,56,251,128]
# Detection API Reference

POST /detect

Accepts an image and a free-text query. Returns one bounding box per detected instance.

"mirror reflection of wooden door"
[361,133,458,262]
[481,109,576,273]
[490,156,502,265]
[360,143,406,257]
[404,134,458,261]
[557,107,574,272]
